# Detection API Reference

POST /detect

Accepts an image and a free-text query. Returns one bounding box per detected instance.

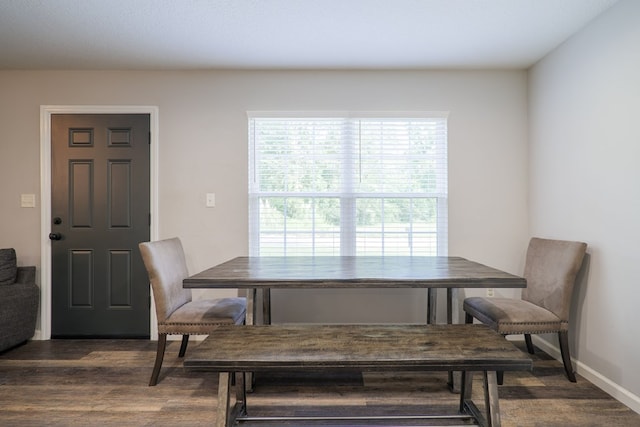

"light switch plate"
[21,194,36,208]
[206,193,215,207]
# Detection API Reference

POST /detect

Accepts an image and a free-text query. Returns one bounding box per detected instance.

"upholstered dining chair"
[463,237,587,383]
[139,238,246,386]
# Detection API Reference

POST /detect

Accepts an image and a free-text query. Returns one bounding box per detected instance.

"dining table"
[184,255,526,392]
[183,255,526,326]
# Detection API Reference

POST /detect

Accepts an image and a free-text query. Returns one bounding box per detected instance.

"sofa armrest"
[16,266,36,284]
[0,266,39,352]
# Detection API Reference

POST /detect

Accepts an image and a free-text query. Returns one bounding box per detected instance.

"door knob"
[49,232,62,241]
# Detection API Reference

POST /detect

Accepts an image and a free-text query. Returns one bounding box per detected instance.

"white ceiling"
[0,0,619,70]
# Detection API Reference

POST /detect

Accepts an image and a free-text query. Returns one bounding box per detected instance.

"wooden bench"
[184,324,532,427]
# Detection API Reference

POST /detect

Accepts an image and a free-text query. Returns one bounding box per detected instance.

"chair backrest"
[522,237,587,322]
[139,238,192,324]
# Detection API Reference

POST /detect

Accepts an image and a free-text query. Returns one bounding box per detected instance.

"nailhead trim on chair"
[162,323,237,327]
[496,321,569,334]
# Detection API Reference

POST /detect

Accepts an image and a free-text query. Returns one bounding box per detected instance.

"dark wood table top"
[183,256,526,289]
[184,324,533,372]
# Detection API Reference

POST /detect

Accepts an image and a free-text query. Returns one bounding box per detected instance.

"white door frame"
[39,105,159,340]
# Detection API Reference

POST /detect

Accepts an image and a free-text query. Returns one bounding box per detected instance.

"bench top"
[184,324,532,372]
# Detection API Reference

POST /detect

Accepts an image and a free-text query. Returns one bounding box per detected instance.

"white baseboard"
[532,335,640,415]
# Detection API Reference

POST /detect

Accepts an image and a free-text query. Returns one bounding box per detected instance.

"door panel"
[51,114,150,338]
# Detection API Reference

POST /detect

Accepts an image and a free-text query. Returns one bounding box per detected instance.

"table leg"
[447,288,462,392]
[235,372,247,416]
[262,288,271,325]
[427,288,437,324]
[245,289,257,391]
[246,288,257,326]
[449,370,462,393]
[458,370,472,412]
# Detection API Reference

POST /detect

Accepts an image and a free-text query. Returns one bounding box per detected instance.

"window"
[248,112,448,257]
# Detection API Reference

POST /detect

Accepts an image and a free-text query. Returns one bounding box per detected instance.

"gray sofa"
[0,248,39,352]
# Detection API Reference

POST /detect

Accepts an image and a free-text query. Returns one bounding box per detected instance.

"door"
[51,114,150,338]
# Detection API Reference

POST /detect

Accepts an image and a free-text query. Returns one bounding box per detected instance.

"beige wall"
[529,0,640,410]
[0,69,528,326]
[2,1,639,412]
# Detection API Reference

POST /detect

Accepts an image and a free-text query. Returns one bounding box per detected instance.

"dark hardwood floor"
[0,338,638,426]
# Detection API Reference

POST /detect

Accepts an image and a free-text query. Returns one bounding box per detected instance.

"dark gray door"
[51,114,150,338]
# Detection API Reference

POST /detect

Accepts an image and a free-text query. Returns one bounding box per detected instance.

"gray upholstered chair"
[139,238,246,386]
[463,237,587,383]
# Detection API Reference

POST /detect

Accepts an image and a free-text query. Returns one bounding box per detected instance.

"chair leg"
[558,331,577,382]
[525,334,535,354]
[149,334,168,386]
[465,312,473,324]
[178,334,189,357]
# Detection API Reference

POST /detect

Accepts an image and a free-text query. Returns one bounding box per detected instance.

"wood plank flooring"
[0,339,638,426]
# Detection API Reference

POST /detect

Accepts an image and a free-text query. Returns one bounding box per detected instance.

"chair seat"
[159,297,246,334]
[463,297,567,335]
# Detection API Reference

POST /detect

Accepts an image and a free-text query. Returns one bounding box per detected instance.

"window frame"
[248,111,448,257]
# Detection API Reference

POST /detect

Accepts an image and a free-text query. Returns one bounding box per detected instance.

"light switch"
[21,194,36,208]
[206,193,216,208]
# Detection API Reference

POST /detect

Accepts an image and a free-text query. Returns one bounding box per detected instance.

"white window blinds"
[248,113,448,257]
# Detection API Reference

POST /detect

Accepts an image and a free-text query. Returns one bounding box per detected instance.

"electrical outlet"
[486,288,494,297]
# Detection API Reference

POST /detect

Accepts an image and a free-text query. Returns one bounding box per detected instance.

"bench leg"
[483,371,501,427]
[460,371,502,427]
[217,372,248,427]
[216,373,232,427]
